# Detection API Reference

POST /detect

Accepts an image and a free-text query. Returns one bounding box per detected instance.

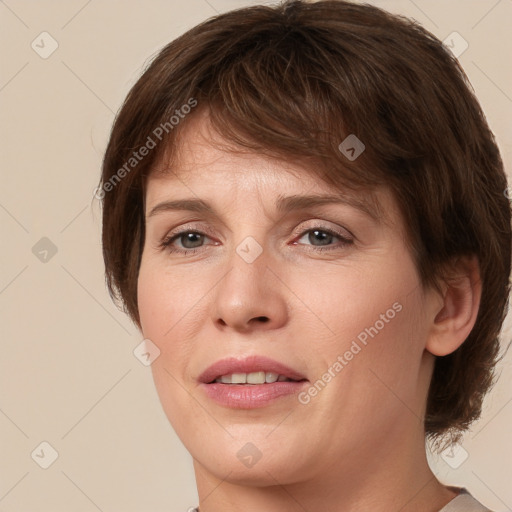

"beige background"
[1,1,511,511]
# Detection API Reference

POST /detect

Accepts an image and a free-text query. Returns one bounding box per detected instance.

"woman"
[98,1,511,510]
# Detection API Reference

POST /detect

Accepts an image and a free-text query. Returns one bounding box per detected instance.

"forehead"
[145,108,395,226]
[149,107,317,185]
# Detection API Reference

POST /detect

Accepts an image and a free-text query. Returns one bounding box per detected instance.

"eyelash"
[158,225,353,255]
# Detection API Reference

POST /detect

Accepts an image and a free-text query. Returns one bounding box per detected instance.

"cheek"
[304,254,427,401]
[304,257,421,349]
[136,259,214,396]
[137,264,201,440]
[137,260,204,341]
[137,262,167,337]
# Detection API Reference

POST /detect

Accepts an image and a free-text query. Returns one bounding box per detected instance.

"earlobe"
[426,256,482,357]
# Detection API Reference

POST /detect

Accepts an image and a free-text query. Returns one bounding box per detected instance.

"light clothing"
[439,487,492,511]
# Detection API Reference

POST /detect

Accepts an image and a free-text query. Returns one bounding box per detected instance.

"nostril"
[255,316,269,323]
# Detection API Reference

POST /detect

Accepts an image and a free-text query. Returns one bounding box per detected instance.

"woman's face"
[137,111,440,486]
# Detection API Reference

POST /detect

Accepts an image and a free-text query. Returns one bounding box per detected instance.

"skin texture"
[137,109,481,512]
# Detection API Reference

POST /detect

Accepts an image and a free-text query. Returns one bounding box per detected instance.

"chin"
[186,428,313,486]
[195,451,305,487]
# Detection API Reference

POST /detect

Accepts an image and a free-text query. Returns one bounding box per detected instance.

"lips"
[198,356,307,384]
[198,356,308,409]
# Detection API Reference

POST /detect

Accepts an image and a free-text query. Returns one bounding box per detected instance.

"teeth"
[247,371,266,384]
[265,372,279,383]
[214,372,292,384]
[231,373,246,384]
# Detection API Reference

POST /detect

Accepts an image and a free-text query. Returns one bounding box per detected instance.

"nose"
[212,242,289,333]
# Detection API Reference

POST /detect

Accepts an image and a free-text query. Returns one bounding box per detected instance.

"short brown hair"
[99,0,511,443]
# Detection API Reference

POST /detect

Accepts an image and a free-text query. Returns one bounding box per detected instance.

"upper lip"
[198,356,308,384]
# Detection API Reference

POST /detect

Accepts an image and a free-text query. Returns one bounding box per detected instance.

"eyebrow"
[147,193,381,221]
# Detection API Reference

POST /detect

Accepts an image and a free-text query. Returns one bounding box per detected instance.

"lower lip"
[200,381,308,409]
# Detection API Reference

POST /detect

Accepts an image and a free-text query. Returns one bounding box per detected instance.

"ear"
[425,255,482,357]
